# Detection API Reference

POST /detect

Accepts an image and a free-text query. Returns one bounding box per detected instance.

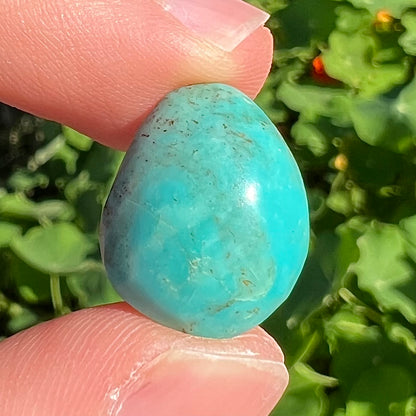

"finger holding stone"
[0,303,288,416]
[0,0,273,150]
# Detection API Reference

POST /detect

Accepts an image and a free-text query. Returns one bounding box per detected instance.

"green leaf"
[255,77,289,124]
[10,223,95,274]
[247,0,287,14]
[352,222,416,323]
[7,303,39,334]
[335,5,373,33]
[327,190,354,216]
[323,30,409,97]
[395,77,416,134]
[0,222,21,248]
[401,215,416,261]
[325,306,381,355]
[0,193,75,222]
[345,77,416,153]
[271,363,330,415]
[344,0,416,18]
[64,171,95,202]
[348,96,415,153]
[321,218,363,288]
[64,171,111,233]
[345,365,416,416]
[384,320,416,353]
[324,305,416,399]
[291,119,331,157]
[27,134,66,171]
[62,126,93,151]
[401,215,416,240]
[399,11,416,55]
[7,171,49,192]
[294,362,338,388]
[277,81,351,125]
[52,143,79,174]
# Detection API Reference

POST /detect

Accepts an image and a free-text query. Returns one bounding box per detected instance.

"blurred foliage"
[0,109,123,337]
[1,0,416,414]
[251,0,416,414]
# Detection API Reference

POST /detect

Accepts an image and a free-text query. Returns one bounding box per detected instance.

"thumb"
[1,0,273,150]
[0,303,288,416]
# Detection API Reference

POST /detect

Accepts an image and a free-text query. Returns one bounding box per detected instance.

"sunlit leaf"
[399,11,416,55]
[6,303,39,334]
[335,5,373,33]
[277,81,351,125]
[349,96,415,153]
[7,171,49,192]
[384,320,416,353]
[0,222,21,248]
[323,31,409,97]
[10,223,95,275]
[0,193,75,222]
[352,222,416,323]
[344,0,416,18]
[62,126,93,151]
[248,0,287,14]
[291,118,332,157]
[272,363,330,415]
[327,190,354,216]
[53,143,79,174]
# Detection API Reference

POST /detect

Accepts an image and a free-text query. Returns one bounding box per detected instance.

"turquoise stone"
[100,83,309,338]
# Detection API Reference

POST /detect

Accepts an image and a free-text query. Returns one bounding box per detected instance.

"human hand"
[0,1,288,415]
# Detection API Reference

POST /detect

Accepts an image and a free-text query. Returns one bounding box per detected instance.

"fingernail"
[154,0,270,52]
[119,350,288,416]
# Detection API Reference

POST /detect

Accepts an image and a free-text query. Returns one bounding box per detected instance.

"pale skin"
[0,1,289,415]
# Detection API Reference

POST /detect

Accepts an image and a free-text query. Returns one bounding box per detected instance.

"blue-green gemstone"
[101,83,309,338]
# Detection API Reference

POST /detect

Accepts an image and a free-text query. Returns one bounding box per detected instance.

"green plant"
[252,0,416,414]
[0,108,123,337]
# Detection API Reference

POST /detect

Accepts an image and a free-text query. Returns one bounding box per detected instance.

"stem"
[50,274,64,316]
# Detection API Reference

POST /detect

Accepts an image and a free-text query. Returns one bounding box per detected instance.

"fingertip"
[229,25,274,98]
[0,303,287,416]
[119,349,287,416]
[0,0,274,150]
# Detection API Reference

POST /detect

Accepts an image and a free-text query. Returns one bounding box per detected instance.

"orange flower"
[312,55,325,75]
[376,10,393,24]
[334,154,348,172]
[311,55,338,84]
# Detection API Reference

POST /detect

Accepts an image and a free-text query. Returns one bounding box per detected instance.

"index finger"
[0,0,273,150]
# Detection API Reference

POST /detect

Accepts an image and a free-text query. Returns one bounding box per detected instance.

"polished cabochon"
[100,83,309,338]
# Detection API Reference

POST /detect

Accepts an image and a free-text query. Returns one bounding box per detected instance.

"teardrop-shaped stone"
[101,83,309,338]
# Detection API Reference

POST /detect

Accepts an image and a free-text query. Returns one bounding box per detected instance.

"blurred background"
[1,0,416,414]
